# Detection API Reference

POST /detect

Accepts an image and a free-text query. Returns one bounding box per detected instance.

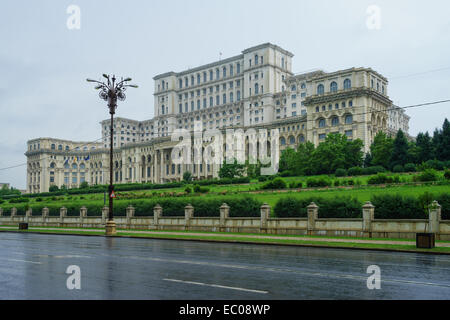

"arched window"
[216,69,220,79]
[237,91,241,101]
[179,79,183,88]
[280,137,286,145]
[209,70,213,81]
[230,92,234,103]
[237,63,241,74]
[301,83,306,89]
[330,81,338,92]
[223,67,227,78]
[332,116,339,126]
[65,146,69,151]
[72,163,78,170]
[255,54,259,65]
[197,74,200,84]
[58,145,62,150]
[298,135,305,143]
[317,84,324,95]
[291,85,297,91]
[161,105,165,115]
[80,163,85,169]
[223,94,226,104]
[64,163,70,169]
[50,162,56,168]
[255,83,259,95]
[209,97,213,107]
[191,76,194,86]
[281,57,285,68]
[289,136,295,144]
[344,79,351,90]
[345,114,353,124]
[230,65,234,76]
[319,119,326,128]
[51,144,55,150]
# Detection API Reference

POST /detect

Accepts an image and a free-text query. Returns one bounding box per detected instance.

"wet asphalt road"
[0,232,449,300]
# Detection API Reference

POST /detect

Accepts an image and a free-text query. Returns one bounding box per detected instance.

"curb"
[1,229,449,256]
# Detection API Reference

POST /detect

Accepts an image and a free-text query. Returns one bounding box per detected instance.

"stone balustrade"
[0,201,448,240]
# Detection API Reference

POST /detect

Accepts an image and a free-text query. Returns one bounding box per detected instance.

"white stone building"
[25,43,409,193]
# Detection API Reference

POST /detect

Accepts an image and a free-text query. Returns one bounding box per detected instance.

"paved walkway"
[1,226,450,248]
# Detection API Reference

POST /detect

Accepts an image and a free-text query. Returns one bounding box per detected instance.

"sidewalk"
[1,226,450,248]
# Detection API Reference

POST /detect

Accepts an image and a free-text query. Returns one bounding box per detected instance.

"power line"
[390,67,450,80]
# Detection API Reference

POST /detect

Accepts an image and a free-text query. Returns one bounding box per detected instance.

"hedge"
[274,196,361,218]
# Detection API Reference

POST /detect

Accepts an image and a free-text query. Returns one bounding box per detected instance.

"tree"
[49,185,59,192]
[390,129,409,169]
[279,148,297,173]
[370,131,393,169]
[416,132,434,163]
[295,142,315,175]
[363,152,373,168]
[435,118,450,161]
[79,181,89,189]
[218,159,245,179]
[183,171,192,182]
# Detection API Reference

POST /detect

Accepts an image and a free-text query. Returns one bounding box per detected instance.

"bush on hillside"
[335,168,347,177]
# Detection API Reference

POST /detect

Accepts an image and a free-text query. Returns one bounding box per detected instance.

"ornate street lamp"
[87,74,138,236]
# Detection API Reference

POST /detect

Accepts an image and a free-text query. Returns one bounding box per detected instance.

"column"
[60,207,67,225]
[362,201,375,238]
[307,202,318,235]
[101,206,109,225]
[80,206,87,226]
[429,201,441,235]
[42,207,49,225]
[184,204,194,230]
[154,204,162,229]
[219,203,230,231]
[126,205,135,229]
[260,203,271,232]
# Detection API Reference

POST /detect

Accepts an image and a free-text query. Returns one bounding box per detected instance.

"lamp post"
[87,74,138,236]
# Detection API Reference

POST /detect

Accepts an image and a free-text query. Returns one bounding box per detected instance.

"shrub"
[414,169,439,182]
[9,197,30,204]
[258,176,268,182]
[333,180,340,187]
[335,168,347,177]
[280,170,294,177]
[367,173,391,185]
[371,194,423,219]
[193,184,201,193]
[347,179,355,186]
[392,165,404,173]
[274,196,361,218]
[363,166,386,175]
[306,177,331,188]
[289,181,303,189]
[0,199,5,205]
[261,178,287,190]
[404,163,416,172]
[444,169,450,180]
[348,167,363,176]
[184,186,192,194]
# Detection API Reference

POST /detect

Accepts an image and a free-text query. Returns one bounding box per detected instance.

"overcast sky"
[1,0,449,189]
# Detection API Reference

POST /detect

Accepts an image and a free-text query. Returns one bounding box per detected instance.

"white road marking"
[0,258,42,265]
[163,278,268,294]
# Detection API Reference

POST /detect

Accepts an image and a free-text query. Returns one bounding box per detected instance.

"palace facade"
[25,43,409,193]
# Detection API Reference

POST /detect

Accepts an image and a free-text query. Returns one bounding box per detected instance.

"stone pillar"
[11,207,17,219]
[429,201,441,236]
[59,207,67,226]
[101,206,108,225]
[126,205,135,229]
[42,207,49,225]
[153,204,162,229]
[219,203,230,231]
[25,208,32,223]
[184,204,194,230]
[80,206,87,226]
[260,203,271,232]
[362,201,375,238]
[307,202,318,236]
